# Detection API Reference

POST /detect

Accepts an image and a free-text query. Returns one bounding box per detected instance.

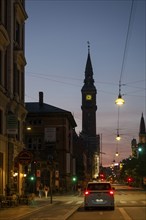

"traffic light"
[127,177,132,182]
[127,177,134,185]
[138,143,143,152]
[138,147,142,152]
[29,175,35,181]
[30,176,34,181]
[72,176,77,182]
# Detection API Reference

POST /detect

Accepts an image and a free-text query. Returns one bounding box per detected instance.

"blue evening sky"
[25,0,146,166]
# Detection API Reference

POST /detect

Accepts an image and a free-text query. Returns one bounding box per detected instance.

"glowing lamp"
[116,134,121,141]
[115,152,119,157]
[115,94,125,105]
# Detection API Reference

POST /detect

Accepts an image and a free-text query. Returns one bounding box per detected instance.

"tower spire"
[139,113,146,134]
[87,41,90,54]
[84,42,94,84]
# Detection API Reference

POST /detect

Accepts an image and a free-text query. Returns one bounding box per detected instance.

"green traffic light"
[72,176,77,182]
[138,147,142,152]
[30,176,35,181]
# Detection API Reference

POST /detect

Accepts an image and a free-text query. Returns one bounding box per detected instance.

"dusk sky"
[25,0,146,166]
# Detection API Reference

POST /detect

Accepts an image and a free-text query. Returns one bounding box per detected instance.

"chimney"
[39,91,43,106]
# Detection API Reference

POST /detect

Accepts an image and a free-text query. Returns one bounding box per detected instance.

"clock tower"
[81,44,97,146]
[81,44,99,179]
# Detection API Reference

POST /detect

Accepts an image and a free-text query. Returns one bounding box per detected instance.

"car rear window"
[87,183,111,190]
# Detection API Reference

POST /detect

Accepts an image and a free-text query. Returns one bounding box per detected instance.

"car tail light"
[84,190,90,195]
[109,190,114,195]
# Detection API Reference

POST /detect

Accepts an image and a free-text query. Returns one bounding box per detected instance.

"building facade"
[81,46,100,179]
[25,92,77,193]
[139,113,146,144]
[0,0,27,195]
[131,113,146,158]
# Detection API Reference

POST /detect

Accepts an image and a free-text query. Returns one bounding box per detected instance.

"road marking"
[65,201,73,204]
[119,200,127,203]
[99,212,103,215]
[130,201,137,204]
[141,201,146,204]
[76,201,83,204]
[30,218,61,220]
[119,208,132,220]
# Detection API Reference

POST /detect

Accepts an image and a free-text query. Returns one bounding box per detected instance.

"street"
[0,185,145,220]
[68,207,146,220]
[69,184,146,220]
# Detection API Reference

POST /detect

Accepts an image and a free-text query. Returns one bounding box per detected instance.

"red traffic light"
[127,177,133,183]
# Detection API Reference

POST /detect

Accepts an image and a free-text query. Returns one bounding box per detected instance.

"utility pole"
[50,169,53,204]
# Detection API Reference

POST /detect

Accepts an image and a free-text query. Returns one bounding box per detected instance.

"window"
[4,50,7,89]
[28,138,32,149]
[87,183,111,190]
[16,120,20,140]
[0,0,2,23]
[21,71,24,101]
[0,50,2,85]
[13,64,20,96]
[27,137,42,150]
[0,109,3,134]
[27,119,42,126]
[0,0,7,25]
[16,21,20,45]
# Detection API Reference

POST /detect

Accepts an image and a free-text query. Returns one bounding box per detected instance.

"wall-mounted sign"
[45,127,56,142]
[18,150,33,165]
[7,112,18,134]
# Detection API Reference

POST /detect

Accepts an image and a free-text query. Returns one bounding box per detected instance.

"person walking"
[39,184,43,198]
[44,185,49,198]
[77,184,82,196]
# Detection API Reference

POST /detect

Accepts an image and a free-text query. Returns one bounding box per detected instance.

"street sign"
[18,150,33,165]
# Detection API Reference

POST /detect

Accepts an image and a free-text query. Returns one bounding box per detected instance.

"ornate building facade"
[0,0,27,195]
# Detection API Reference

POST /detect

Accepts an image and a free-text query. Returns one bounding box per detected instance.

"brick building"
[25,92,77,192]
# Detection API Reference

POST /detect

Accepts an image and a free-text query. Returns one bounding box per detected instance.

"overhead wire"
[119,0,134,85]
[115,0,134,142]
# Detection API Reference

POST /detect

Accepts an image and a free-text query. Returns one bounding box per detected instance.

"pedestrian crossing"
[117,200,146,206]
[63,200,146,206]
[65,200,83,205]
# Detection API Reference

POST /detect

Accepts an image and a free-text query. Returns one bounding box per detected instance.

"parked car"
[84,181,115,210]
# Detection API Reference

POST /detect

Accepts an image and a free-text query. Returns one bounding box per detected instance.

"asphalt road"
[68,185,146,220]
[0,184,145,220]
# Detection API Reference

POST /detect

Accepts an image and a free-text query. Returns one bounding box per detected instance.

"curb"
[63,204,82,220]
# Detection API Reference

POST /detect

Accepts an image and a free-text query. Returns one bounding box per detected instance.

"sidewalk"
[0,195,82,220]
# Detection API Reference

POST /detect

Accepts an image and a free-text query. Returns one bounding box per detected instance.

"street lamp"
[116,107,121,141]
[115,94,125,105]
[115,83,125,105]
[26,126,31,131]
[115,152,119,157]
[116,133,121,141]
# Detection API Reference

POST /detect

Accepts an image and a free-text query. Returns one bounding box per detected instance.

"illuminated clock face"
[86,94,92,100]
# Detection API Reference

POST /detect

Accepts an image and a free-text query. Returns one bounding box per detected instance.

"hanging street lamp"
[116,133,121,141]
[115,82,125,105]
[115,93,125,105]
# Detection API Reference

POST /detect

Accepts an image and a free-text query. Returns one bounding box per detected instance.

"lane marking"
[99,212,103,215]
[119,200,127,203]
[119,208,132,220]
[130,201,137,204]
[141,201,146,204]
[65,201,73,204]
[76,201,83,204]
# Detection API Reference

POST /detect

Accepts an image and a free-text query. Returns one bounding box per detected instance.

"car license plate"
[96,199,103,202]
